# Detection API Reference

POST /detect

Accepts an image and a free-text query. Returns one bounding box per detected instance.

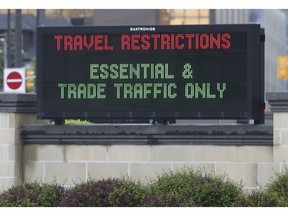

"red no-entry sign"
[7,71,23,90]
[3,68,26,93]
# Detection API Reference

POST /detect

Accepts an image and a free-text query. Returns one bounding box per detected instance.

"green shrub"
[148,168,243,207]
[141,192,197,207]
[0,182,65,207]
[7,168,288,207]
[233,190,278,207]
[233,167,288,207]
[264,167,288,206]
[64,119,91,124]
[59,178,148,207]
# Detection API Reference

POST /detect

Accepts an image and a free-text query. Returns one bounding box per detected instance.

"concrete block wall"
[0,94,46,190]
[20,124,274,190]
[22,144,278,190]
[0,114,21,188]
[1,92,288,191]
[0,113,46,189]
[273,113,288,161]
[267,93,288,166]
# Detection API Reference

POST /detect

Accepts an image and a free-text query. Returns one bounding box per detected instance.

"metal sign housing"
[37,24,265,123]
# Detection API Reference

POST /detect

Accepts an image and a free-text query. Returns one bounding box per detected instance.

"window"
[168,9,210,25]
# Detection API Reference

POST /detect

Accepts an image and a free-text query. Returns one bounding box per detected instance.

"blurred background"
[0,9,287,97]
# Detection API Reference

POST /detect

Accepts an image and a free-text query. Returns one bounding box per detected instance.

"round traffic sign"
[6,71,23,90]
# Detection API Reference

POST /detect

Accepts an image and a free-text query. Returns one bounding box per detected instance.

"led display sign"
[37,24,265,123]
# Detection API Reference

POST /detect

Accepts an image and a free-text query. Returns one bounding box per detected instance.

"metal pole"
[36,9,40,26]
[7,9,11,67]
[1,39,7,68]
[15,9,22,67]
[209,9,216,24]
[36,9,45,26]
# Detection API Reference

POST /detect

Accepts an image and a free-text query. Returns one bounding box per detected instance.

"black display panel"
[37,24,265,123]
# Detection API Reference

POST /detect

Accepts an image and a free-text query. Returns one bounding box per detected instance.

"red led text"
[53,33,231,51]
[121,33,231,50]
[54,34,114,51]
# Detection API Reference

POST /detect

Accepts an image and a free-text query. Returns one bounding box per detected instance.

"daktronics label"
[37,25,265,123]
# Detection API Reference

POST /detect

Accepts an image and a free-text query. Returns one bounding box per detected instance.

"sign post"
[3,68,26,93]
[37,24,265,124]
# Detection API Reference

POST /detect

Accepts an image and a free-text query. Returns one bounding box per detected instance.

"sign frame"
[37,24,265,124]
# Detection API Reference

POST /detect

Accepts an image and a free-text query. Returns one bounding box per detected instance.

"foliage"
[233,190,278,207]
[147,168,243,207]
[233,168,288,207]
[141,192,197,207]
[0,182,65,207]
[2,168,288,207]
[59,178,147,207]
[64,119,91,125]
[264,167,288,206]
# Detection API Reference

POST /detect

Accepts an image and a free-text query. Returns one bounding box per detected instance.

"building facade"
[92,9,288,93]
[92,9,161,26]
[213,9,288,93]
[1,9,287,95]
